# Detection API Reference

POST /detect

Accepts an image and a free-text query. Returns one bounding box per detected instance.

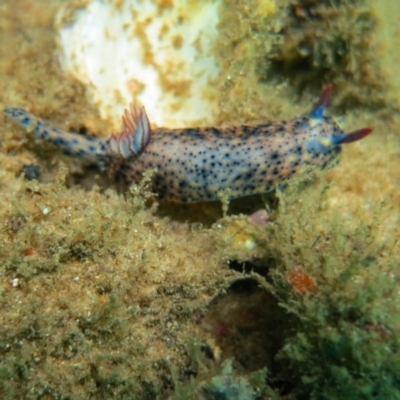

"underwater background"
[1,0,400,399]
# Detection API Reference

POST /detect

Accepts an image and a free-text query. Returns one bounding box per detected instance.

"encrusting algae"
[1,0,400,399]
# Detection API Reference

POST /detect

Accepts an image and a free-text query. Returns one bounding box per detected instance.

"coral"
[56,0,222,128]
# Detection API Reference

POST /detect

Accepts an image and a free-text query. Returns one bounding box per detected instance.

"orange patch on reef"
[25,248,35,256]
[288,267,316,295]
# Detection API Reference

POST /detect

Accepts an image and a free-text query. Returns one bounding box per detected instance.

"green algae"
[252,168,400,398]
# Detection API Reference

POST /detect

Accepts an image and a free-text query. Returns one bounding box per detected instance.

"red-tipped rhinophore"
[310,85,333,119]
[340,127,373,144]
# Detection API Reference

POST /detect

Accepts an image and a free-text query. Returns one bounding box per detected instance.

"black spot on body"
[54,137,67,146]
[77,149,87,157]
[22,117,30,126]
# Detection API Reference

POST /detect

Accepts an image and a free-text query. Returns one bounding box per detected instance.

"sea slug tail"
[3,107,108,161]
[109,104,152,158]
[3,107,38,130]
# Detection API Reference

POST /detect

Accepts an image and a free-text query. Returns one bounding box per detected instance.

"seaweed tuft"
[276,264,400,399]
[268,0,388,112]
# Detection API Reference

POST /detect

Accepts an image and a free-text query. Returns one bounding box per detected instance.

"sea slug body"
[3,86,372,203]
